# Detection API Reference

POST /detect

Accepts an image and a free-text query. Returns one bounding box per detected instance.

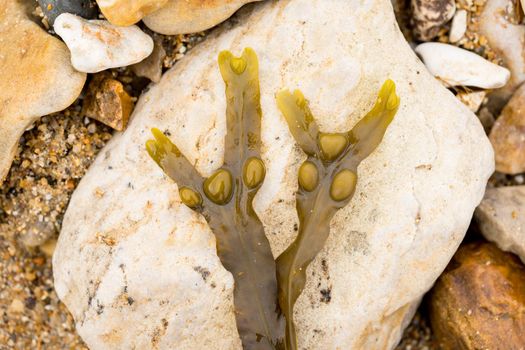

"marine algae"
[276,80,399,350]
[147,48,285,349]
[146,48,400,350]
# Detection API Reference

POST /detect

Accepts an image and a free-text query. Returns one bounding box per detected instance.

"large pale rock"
[54,0,494,349]
[479,0,525,104]
[143,0,262,34]
[54,14,154,73]
[476,186,525,263]
[0,0,86,183]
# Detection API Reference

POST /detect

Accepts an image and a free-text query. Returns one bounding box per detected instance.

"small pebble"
[83,73,134,131]
[415,42,510,89]
[449,9,467,43]
[489,83,525,175]
[455,90,485,112]
[37,0,97,25]
[411,0,456,41]
[479,0,525,101]
[54,13,154,73]
[9,299,25,314]
[40,239,58,257]
[476,186,525,263]
[131,36,166,83]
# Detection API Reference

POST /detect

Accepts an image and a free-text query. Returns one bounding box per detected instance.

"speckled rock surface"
[429,242,525,350]
[83,74,134,131]
[54,0,494,349]
[54,13,154,73]
[143,0,262,34]
[0,0,86,184]
[476,186,525,264]
[411,0,456,41]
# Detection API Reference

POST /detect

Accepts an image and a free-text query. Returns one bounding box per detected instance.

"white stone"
[479,0,525,101]
[53,0,494,349]
[54,13,154,73]
[415,42,510,89]
[449,9,467,43]
[476,186,525,264]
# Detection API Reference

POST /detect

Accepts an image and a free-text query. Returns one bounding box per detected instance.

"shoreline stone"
[54,0,494,349]
[411,0,456,41]
[476,186,525,263]
[489,83,525,174]
[479,0,525,105]
[415,42,511,89]
[54,14,154,73]
[0,0,86,184]
[96,0,168,27]
[143,0,262,35]
[430,242,525,350]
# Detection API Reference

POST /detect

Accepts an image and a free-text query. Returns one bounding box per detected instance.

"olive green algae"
[147,48,285,349]
[275,79,399,350]
[146,48,399,350]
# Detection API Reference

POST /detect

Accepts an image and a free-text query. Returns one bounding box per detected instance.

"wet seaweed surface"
[147,48,399,349]
[147,48,285,349]
[275,81,400,349]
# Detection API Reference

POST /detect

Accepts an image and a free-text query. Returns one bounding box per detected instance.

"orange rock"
[96,0,168,26]
[490,83,525,175]
[83,74,133,131]
[429,242,525,350]
[143,0,262,35]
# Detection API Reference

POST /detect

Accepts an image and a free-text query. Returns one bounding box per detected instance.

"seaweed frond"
[275,80,400,350]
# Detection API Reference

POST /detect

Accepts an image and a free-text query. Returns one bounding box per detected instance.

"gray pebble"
[38,0,98,26]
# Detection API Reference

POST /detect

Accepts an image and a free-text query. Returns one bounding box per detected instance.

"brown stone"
[490,83,525,175]
[429,242,525,350]
[83,74,133,131]
[131,36,166,83]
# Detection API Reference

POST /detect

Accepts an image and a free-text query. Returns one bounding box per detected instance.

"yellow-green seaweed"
[146,48,285,349]
[276,79,399,350]
[146,46,400,350]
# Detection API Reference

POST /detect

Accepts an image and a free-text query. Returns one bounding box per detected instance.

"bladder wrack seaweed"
[146,48,400,350]
[147,48,285,349]
[275,80,399,350]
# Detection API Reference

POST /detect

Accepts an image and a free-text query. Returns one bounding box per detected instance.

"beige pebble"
[449,9,467,43]
[96,0,168,26]
[9,299,25,314]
